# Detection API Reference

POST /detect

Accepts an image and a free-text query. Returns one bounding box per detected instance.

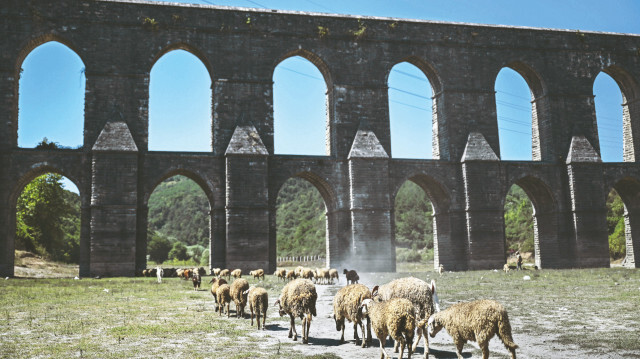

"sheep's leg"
[367,317,373,345]
[378,333,388,359]
[339,320,345,343]
[394,338,399,353]
[226,303,230,318]
[303,313,311,344]
[353,322,360,342]
[455,341,465,359]
[250,306,255,327]
[398,338,405,359]
[358,322,367,348]
[289,314,297,340]
[262,310,267,330]
[413,326,422,353]
[480,341,489,359]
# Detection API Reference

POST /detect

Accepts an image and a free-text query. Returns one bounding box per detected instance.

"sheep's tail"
[497,312,519,350]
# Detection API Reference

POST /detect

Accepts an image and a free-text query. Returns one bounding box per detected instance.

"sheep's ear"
[243,289,249,295]
[273,299,280,307]
[430,280,437,295]
[371,286,379,297]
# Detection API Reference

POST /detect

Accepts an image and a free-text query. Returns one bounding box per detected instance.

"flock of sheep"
[146,265,518,359]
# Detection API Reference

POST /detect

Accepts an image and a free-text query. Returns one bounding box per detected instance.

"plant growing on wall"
[143,17,159,30]
[351,19,367,39]
[317,26,329,38]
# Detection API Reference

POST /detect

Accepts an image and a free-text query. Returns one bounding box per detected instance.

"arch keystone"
[92,121,138,152]
[461,132,498,162]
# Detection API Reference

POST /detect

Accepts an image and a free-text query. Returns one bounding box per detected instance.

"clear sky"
[16,0,640,191]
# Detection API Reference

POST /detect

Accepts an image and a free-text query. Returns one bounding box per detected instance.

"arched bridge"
[1,0,640,276]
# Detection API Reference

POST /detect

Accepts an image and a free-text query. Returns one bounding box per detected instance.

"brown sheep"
[230,278,250,318]
[360,298,416,359]
[219,268,231,281]
[332,283,372,347]
[427,300,518,359]
[329,268,339,284]
[343,269,359,284]
[216,283,231,317]
[191,272,201,291]
[274,268,287,281]
[301,268,315,282]
[249,269,265,280]
[285,269,298,281]
[245,286,269,330]
[372,277,439,358]
[209,277,228,310]
[231,268,242,280]
[274,278,317,344]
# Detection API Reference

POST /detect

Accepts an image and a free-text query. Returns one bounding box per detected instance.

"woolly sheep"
[209,277,228,310]
[249,269,265,280]
[231,268,242,279]
[274,268,287,281]
[216,283,231,317]
[244,286,269,330]
[285,269,298,281]
[343,269,359,284]
[329,268,339,283]
[301,268,315,281]
[427,300,518,359]
[274,278,318,344]
[294,266,304,277]
[212,268,222,277]
[372,277,439,358]
[360,298,416,359]
[230,278,250,318]
[191,272,201,291]
[219,268,231,281]
[332,283,372,347]
[314,268,329,285]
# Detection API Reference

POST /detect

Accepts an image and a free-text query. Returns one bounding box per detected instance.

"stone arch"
[273,48,333,87]
[14,36,86,148]
[494,61,548,161]
[608,176,640,268]
[596,65,640,162]
[6,163,87,277]
[148,42,214,81]
[387,56,442,95]
[391,173,453,269]
[143,168,214,209]
[503,175,559,268]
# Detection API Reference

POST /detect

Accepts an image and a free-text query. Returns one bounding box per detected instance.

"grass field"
[1,260,639,358]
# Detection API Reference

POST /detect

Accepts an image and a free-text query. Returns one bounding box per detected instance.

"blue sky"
[16,0,640,191]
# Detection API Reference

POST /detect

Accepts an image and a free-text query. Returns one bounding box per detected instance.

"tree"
[168,242,189,261]
[606,189,626,259]
[148,232,172,263]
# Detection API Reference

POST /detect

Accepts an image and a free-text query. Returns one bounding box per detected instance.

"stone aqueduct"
[2,0,640,277]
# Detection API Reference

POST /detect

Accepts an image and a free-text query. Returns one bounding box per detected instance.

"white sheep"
[427,299,518,359]
[360,297,416,359]
[274,278,317,344]
[245,286,269,330]
[332,283,372,347]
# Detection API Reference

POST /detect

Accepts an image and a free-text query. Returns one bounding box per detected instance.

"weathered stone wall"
[1,0,640,276]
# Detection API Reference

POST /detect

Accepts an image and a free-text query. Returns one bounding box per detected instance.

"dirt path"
[259,272,605,359]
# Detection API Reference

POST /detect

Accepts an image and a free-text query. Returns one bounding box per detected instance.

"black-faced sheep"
[216,283,231,317]
[249,269,265,280]
[372,277,439,358]
[231,268,242,280]
[274,278,317,344]
[209,277,228,311]
[427,299,518,359]
[219,268,231,281]
[192,272,201,291]
[360,298,416,359]
[230,278,250,318]
[332,283,372,347]
[343,269,359,284]
[329,268,339,283]
[244,286,268,330]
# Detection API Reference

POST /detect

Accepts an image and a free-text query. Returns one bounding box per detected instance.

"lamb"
[503,263,511,273]
[274,268,287,281]
[192,272,201,291]
[231,268,242,280]
[209,277,228,310]
[230,278,250,318]
[329,268,339,283]
[360,298,416,359]
[249,269,265,280]
[274,278,318,344]
[285,269,298,281]
[216,283,231,317]
[332,283,372,347]
[156,266,164,284]
[212,268,222,277]
[372,277,439,358]
[343,269,359,284]
[244,286,269,330]
[427,300,518,359]
[219,268,231,281]
[437,264,444,275]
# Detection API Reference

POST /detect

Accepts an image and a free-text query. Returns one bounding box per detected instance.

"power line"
[499,127,531,136]
[278,66,324,81]
[390,100,430,112]
[389,87,430,100]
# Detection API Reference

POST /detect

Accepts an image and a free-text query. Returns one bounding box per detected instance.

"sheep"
[285,269,298,281]
[197,267,206,276]
[274,268,287,281]
[503,263,511,273]
[301,268,315,282]
[274,278,317,344]
[360,298,416,359]
[427,300,518,359]
[192,272,201,291]
[230,278,250,318]
[176,268,185,278]
[372,277,439,358]
[294,266,304,277]
[216,283,231,317]
[343,269,359,284]
[209,277,228,311]
[329,268,339,284]
[249,269,265,280]
[437,264,444,275]
[244,286,268,330]
[332,283,372,347]
[314,268,328,284]
[231,268,242,280]
[164,268,176,277]
[156,266,164,284]
[219,268,231,281]
[212,268,222,277]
